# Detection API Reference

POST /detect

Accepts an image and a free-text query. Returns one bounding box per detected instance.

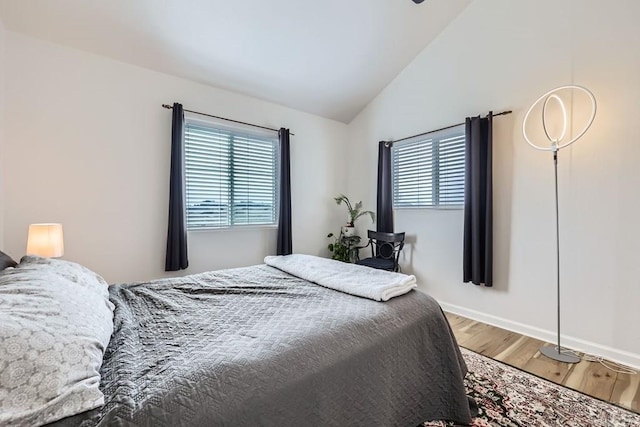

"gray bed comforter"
[52,264,473,426]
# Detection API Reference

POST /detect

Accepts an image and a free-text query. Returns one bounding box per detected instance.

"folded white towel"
[264,254,417,302]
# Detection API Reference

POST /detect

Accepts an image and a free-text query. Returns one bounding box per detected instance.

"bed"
[0,252,474,427]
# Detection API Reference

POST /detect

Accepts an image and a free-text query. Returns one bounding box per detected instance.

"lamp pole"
[538,146,580,363]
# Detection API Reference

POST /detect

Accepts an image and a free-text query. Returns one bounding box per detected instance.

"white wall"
[0,17,5,249]
[3,32,347,283]
[347,0,640,366]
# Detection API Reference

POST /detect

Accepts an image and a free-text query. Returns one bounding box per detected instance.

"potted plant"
[326,195,375,263]
[327,232,361,263]
[334,194,375,236]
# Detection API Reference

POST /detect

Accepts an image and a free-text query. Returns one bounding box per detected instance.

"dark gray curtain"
[377,141,394,233]
[277,128,292,255]
[165,103,189,271]
[463,113,493,286]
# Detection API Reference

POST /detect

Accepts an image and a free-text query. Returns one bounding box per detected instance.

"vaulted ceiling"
[0,0,471,123]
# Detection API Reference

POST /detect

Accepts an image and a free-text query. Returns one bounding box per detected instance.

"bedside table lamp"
[26,223,64,258]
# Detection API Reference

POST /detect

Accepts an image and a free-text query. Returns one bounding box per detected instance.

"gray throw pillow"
[0,257,114,426]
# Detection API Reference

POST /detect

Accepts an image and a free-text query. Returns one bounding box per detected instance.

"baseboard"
[439,301,640,371]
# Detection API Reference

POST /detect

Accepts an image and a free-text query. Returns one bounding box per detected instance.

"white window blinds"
[185,121,278,229]
[392,125,465,208]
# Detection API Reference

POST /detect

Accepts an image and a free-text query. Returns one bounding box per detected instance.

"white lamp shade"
[26,223,64,258]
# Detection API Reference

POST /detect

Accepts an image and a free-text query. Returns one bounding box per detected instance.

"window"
[392,125,465,208]
[184,120,279,229]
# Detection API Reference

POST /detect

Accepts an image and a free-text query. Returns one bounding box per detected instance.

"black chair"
[355,230,405,272]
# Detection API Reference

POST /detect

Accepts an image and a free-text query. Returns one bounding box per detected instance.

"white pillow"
[0,257,114,426]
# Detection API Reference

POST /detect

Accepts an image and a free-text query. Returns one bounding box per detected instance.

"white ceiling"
[0,0,471,123]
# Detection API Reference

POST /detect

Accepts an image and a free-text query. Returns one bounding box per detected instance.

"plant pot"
[341,226,355,237]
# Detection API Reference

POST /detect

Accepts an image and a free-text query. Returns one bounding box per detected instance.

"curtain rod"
[390,110,512,144]
[162,104,294,136]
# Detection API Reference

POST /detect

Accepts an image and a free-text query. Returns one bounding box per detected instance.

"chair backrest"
[367,230,405,260]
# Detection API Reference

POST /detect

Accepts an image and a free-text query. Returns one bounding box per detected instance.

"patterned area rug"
[425,348,640,427]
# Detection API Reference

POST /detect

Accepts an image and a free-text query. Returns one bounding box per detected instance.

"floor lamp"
[522,85,597,363]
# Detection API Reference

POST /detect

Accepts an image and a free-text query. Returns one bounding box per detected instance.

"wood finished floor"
[445,313,640,414]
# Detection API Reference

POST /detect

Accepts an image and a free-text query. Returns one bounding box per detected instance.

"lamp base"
[539,345,580,363]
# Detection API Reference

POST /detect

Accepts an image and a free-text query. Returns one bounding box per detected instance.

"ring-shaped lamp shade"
[522,85,597,151]
[542,94,567,143]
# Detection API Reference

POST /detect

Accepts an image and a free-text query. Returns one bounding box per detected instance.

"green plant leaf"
[332,194,374,234]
